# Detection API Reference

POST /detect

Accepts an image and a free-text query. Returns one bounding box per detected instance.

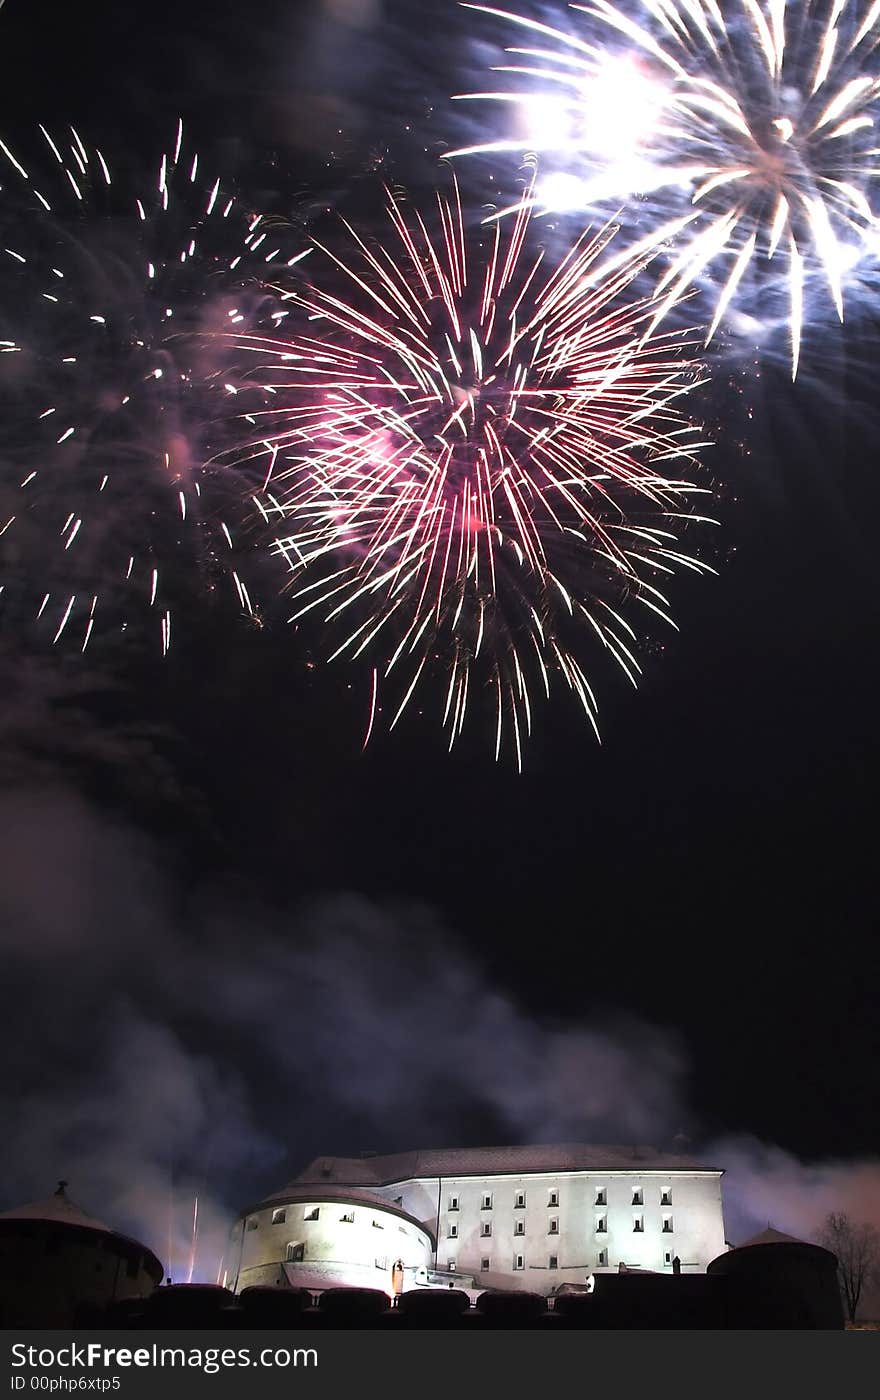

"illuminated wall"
[396,1169,727,1293]
[231,1191,433,1296]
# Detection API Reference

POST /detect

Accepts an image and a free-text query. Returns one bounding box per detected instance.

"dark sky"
[1,0,878,1272]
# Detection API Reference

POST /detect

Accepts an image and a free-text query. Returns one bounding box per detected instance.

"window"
[246,1218,258,1231]
[447,1259,456,1272]
[597,1249,607,1267]
[481,1258,490,1272]
[304,1207,319,1222]
[480,1221,492,1238]
[448,1195,459,1211]
[394,1196,403,1207]
[632,1189,643,1206]
[633,1216,644,1233]
[661,1189,672,1207]
[448,1223,458,1239]
[548,1219,559,1235]
[340,1212,355,1224]
[549,1254,558,1270]
[271,1208,286,1225]
[286,1243,304,1263]
[596,1217,607,1234]
[398,1227,407,1235]
[372,1220,384,1230]
[514,1254,524,1271]
[514,1191,526,1209]
[481,1193,493,1210]
[664,1250,673,1267]
[125,1255,139,1279]
[514,1220,525,1236]
[375,1256,387,1270]
[662,1217,674,1233]
[595,1188,606,1207]
[548,1190,559,1207]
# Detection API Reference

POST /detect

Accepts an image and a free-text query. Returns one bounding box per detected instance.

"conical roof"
[0,1182,111,1234]
[737,1226,810,1249]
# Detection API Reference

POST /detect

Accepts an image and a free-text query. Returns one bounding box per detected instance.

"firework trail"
[454,2,880,375]
[233,175,714,766]
[0,121,308,653]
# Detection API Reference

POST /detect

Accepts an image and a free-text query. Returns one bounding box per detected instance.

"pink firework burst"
[234,176,715,766]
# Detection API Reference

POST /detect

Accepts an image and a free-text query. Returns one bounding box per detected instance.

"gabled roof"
[293,1143,721,1187]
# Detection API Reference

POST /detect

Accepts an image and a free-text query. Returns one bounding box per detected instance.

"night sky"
[1,0,878,1278]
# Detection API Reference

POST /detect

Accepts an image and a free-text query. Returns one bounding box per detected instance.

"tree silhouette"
[820,1213,879,1324]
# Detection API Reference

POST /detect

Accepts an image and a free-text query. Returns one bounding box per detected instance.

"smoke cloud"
[1,785,877,1305]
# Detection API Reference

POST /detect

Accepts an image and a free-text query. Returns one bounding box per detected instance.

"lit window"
[549,1254,558,1270]
[597,1249,607,1267]
[549,1190,559,1207]
[271,1208,286,1225]
[481,1258,490,1272]
[448,1195,459,1211]
[286,1243,304,1263]
[246,1219,258,1231]
[448,1259,456,1272]
[662,1217,674,1233]
[633,1216,644,1233]
[595,1189,606,1207]
[480,1222,492,1238]
[548,1219,559,1235]
[481,1193,493,1210]
[596,1217,607,1234]
[514,1254,524,1271]
[515,1192,526,1209]
[448,1223,458,1239]
[514,1220,525,1236]
[304,1207,319,1222]
[661,1189,672,1207]
[340,1212,355,1224]
[632,1189,643,1206]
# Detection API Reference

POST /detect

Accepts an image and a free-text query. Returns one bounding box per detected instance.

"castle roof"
[293,1143,721,1187]
[0,1183,111,1234]
[738,1227,806,1248]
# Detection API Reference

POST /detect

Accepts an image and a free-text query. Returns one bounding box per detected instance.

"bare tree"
[819,1213,880,1323]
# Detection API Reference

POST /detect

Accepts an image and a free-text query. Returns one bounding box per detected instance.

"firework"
[234,176,714,765]
[0,121,308,653]
[455,2,880,375]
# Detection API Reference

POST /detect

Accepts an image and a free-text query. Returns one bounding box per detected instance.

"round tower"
[0,1182,163,1327]
[707,1226,844,1329]
[230,1185,434,1296]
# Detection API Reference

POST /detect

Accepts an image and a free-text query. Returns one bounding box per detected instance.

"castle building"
[231,1144,726,1298]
